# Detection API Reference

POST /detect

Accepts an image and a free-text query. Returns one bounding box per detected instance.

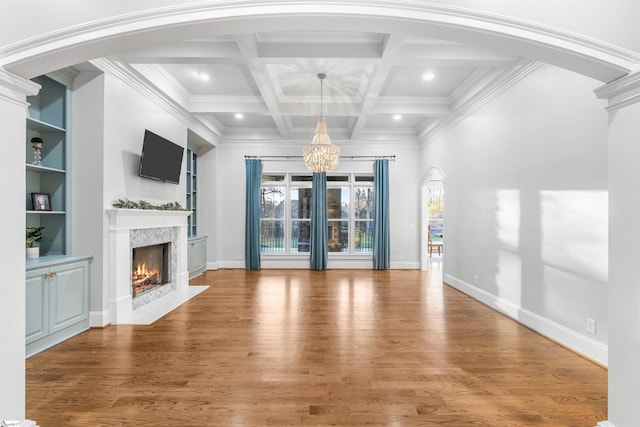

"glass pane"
[291,187,312,219]
[291,220,310,253]
[429,187,444,230]
[262,174,285,182]
[260,220,285,253]
[260,187,285,219]
[327,175,349,182]
[291,175,313,182]
[192,153,197,175]
[354,221,373,252]
[328,220,348,252]
[355,175,374,182]
[354,187,374,219]
[327,187,349,219]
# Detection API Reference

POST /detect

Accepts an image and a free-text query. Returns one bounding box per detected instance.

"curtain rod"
[244,155,395,161]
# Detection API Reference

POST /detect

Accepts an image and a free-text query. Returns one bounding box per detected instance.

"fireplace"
[106,208,191,325]
[132,243,170,297]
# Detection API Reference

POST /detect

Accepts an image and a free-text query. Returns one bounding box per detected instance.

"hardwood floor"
[26,269,607,426]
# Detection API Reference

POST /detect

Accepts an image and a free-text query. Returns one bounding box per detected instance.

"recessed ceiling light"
[422,72,435,81]
[197,72,210,81]
[235,113,244,119]
[393,114,402,121]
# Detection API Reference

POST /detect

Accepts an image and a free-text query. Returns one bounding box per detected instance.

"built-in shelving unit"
[186,148,197,237]
[25,73,92,358]
[26,75,70,256]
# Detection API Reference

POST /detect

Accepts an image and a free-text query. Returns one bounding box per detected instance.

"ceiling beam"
[234,34,290,138]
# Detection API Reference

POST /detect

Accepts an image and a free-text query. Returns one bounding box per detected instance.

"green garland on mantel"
[112,198,187,211]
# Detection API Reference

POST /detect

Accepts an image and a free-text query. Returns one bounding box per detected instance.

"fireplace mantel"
[103,208,191,325]
[107,208,191,230]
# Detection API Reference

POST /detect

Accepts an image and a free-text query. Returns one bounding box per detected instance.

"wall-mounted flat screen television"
[138,129,184,184]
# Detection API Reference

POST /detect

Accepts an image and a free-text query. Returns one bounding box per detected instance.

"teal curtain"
[245,159,262,270]
[310,172,328,270]
[373,159,390,269]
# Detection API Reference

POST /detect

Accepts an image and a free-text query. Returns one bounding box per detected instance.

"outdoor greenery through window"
[260,173,374,254]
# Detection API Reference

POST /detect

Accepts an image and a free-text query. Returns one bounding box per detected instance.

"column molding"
[0,68,40,101]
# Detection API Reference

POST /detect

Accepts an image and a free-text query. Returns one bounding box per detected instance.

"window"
[260,173,374,254]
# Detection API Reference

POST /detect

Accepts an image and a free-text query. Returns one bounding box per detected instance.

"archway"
[3,2,637,425]
[1,2,632,82]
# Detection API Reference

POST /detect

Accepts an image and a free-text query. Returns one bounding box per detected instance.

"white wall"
[102,73,187,207]
[607,97,640,426]
[72,70,106,325]
[215,141,421,269]
[421,64,609,364]
[0,73,32,421]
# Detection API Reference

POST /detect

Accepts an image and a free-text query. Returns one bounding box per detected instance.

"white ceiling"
[116,30,523,143]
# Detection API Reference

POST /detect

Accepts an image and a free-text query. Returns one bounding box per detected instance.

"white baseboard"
[596,421,615,427]
[444,274,608,366]
[89,310,110,327]
[215,259,421,269]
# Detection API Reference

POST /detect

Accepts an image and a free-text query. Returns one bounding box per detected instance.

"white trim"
[444,273,608,366]
[595,71,640,112]
[0,68,40,97]
[418,60,542,144]
[90,57,220,145]
[596,421,616,427]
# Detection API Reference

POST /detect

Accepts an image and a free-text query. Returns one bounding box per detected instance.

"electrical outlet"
[474,275,479,285]
[586,318,596,334]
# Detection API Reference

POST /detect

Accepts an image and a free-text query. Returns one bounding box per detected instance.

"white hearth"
[106,208,191,324]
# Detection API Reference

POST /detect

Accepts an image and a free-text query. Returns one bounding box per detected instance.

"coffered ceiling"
[116,29,526,143]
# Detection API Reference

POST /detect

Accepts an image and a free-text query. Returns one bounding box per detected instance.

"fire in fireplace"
[131,243,170,297]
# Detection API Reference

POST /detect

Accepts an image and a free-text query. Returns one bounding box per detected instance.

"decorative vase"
[26,246,40,259]
[31,137,43,166]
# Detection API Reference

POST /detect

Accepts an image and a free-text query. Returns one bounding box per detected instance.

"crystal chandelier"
[303,73,340,172]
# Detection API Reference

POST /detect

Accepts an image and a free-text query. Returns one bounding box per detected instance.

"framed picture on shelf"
[31,192,52,211]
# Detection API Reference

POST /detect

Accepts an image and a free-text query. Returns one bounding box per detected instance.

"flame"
[133,263,159,280]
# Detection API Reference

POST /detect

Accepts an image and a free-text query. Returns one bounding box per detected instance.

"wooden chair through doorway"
[428,225,443,257]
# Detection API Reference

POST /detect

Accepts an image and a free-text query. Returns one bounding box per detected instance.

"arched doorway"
[421,167,445,271]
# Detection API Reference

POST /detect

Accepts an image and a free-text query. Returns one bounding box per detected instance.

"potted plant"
[26,226,45,258]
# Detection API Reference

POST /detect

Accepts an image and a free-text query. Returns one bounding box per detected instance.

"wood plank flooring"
[26,269,607,426]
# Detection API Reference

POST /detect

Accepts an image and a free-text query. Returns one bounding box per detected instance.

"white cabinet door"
[49,261,89,334]
[25,267,49,344]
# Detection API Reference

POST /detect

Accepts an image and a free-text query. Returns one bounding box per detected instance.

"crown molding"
[0,67,40,97]
[134,63,191,107]
[594,71,640,112]
[90,56,220,145]
[418,59,541,145]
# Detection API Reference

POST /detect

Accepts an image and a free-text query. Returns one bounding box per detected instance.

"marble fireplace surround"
[106,208,191,324]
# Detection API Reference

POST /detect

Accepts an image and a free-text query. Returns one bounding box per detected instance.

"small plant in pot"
[26,226,45,258]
